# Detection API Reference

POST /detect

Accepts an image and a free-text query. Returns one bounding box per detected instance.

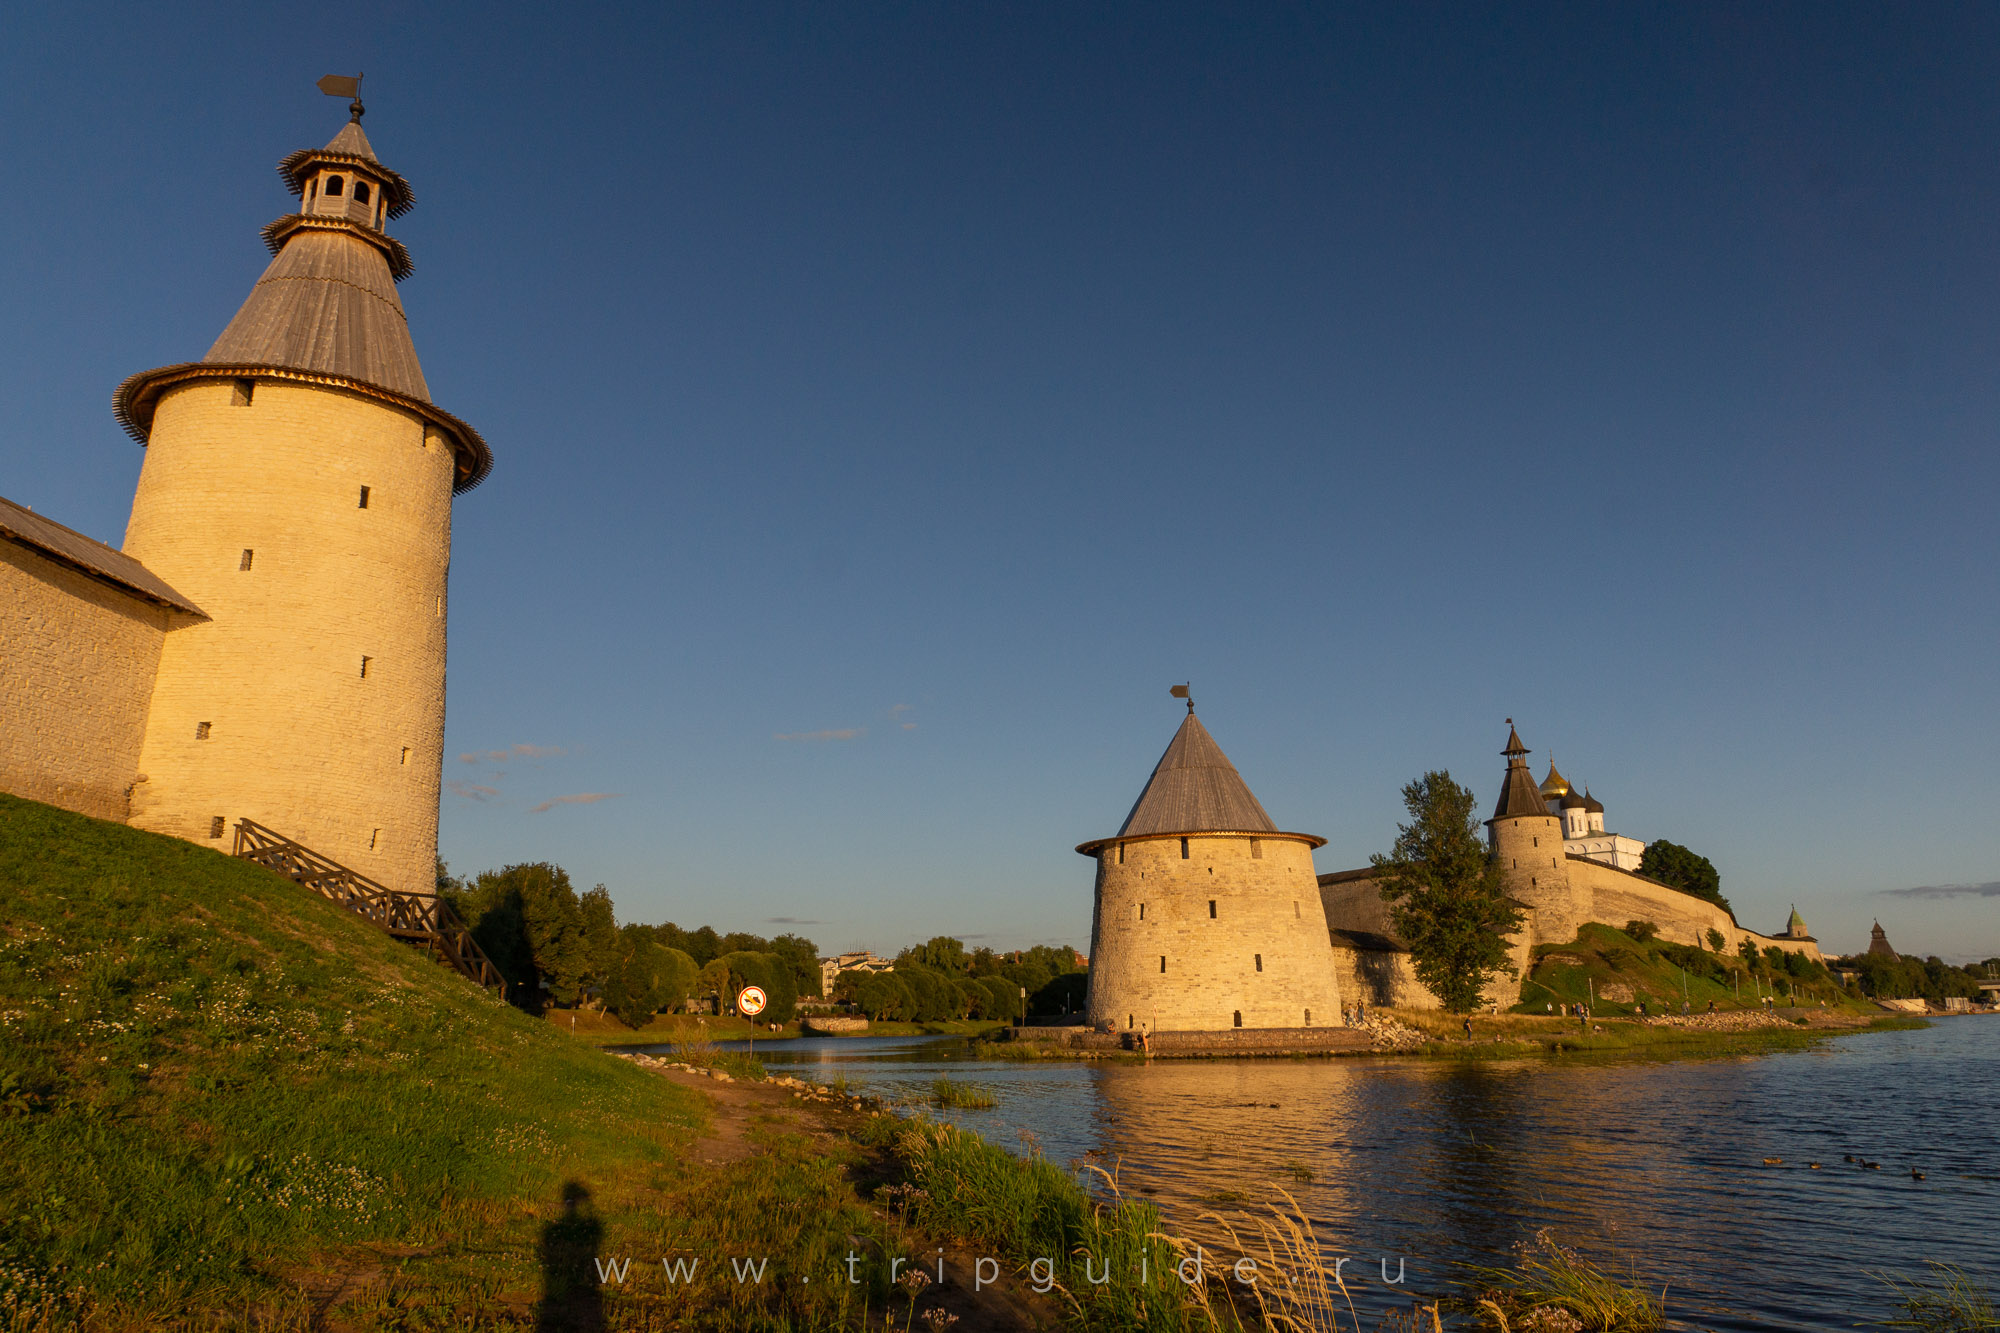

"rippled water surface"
[667,1018,1999,1329]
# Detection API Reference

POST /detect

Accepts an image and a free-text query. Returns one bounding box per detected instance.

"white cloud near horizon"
[445,780,501,802]
[528,792,621,814]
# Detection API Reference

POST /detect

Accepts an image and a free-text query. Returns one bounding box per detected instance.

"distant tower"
[1785,905,1810,940]
[1487,722,1579,946]
[1867,920,1898,960]
[1559,787,1589,839]
[114,102,491,895]
[1079,698,1341,1032]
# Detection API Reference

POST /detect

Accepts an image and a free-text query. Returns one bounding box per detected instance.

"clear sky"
[5,3,1997,962]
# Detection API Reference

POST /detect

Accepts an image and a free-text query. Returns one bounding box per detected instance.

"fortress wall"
[1562,858,1824,962]
[1329,942,1439,1010]
[124,379,453,895]
[0,540,175,821]
[1085,832,1343,1032]
[1321,870,1530,1011]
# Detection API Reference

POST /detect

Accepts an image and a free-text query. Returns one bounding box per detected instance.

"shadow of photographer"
[534,1180,606,1332]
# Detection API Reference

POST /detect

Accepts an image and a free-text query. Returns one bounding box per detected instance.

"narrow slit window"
[1208,900,1217,919]
[1250,838,1263,859]
[369,828,380,850]
[400,746,410,765]
[358,485,370,509]
[360,655,372,679]
[239,548,254,571]
[230,379,254,406]
[1293,900,1300,918]
[1305,1009,1312,1025]
[195,721,211,740]
[1533,836,1538,847]
[1127,1015,1133,1029]
[1255,954,1263,972]
[1137,903,1145,921]
[1180,837,1189,859]
[1232,1010,1243,1028]
[1159,956,1167,974]
[1117,842,1124,864]
[208,816,225,839]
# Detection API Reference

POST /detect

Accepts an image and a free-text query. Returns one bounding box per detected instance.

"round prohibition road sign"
[736,985,767,1017]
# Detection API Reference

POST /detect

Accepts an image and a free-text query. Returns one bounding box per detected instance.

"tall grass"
[931,1075,998,1109]
[1874,1262,2000,1331]
[1201,1188,1369,1333]
[885,1118,1219,1329]
[1462,1230,1661,1331]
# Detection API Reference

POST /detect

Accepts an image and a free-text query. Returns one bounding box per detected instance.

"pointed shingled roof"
[1116,712,1278,837]
[278,120,414,217]
[1490,723,1552,822]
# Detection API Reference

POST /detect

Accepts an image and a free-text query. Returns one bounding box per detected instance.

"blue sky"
[5,3,1997,961]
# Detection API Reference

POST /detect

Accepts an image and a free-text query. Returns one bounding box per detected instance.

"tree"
[444,862,589,1011]
[903,937,970,974]
[1705,927,1727,953]
[601,933,697,1028]
[577,884,619,1010]
[1371,771,1526,1014]
[767,933,823,998]
[1625,920,1660,943]
[1639,841,1732,915]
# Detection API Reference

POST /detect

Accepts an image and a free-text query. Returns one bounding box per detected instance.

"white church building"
[1539,761,1647,871]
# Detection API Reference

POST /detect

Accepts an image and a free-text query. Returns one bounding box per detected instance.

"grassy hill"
[0,795,901,1330]
[1515,921,1867,1015]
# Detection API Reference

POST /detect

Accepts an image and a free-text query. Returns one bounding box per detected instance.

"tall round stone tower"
[114,105,490,896]
[1485,722,1580,946]
[1079,701,1342,1033]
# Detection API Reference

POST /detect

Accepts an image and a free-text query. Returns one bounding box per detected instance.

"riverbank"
[563,1010,1008,1046]
[981,1007,1926,1062]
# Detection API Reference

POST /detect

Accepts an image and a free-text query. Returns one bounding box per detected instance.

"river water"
[670,1018,1998,1330]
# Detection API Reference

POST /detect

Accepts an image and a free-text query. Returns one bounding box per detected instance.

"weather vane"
[1170,683,1193,714]
[317,72,365,122]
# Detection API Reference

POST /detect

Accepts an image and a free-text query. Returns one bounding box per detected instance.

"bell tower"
[114,96,491,896]
[1486,722,1581,946]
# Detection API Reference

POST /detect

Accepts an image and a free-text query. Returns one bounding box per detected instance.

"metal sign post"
[737,985,767,1060]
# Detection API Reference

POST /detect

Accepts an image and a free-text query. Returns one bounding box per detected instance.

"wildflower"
[921,1309,959,1329]
[898,1269,933,1296]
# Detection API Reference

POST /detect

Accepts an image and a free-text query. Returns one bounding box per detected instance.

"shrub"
[1706,928,1727,953]
[1624,920,1660,944]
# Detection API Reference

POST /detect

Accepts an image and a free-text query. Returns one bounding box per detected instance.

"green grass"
[1463,1229,1662,1330]
[1874,1261,2000,1331]
[929,1076,997,1109]
[0,794,905,1330]
[1515,923,1865,1017]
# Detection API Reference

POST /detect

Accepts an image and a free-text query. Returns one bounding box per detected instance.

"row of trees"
[1834,950,1998,1004]
[833,939,1088,1022]
[437,860,819,1026]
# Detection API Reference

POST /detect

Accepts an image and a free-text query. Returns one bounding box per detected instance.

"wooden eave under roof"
[261,214,413,282]
[0,494,205,615]
[113,363,493,494]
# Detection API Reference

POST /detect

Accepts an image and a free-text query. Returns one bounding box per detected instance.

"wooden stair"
[233,819,504,994]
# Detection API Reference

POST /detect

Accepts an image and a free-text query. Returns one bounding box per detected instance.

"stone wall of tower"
[124,378,453,895]
[1085,832,1343,1032]
[1489,812,1584,947]
[0,540,178,821]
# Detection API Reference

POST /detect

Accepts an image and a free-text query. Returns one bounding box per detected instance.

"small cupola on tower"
[1559,786,1589,838]
[1582,787,1605,834]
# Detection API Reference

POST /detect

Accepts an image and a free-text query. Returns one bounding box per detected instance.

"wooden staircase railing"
[233,819,505,994]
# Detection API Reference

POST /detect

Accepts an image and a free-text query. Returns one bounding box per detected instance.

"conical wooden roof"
[203,226,430,401]
[1490,724,1551,821]
[1116,712,1279,837]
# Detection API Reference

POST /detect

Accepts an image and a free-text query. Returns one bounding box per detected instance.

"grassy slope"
[0,796,704,1323]
[1514,922,1870,1016]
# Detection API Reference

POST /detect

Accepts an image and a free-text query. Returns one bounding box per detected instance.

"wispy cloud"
[1880,880,2000,899]
[901,723,917,731]
[888,704,912,718]
[445,780,501,803]
[768,916,829,926]
[459,743,565,764]
[528,792,621,814]
[774,728,865,742]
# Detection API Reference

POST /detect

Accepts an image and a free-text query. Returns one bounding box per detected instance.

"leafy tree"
[711,950,796,1024]
[444,862,589,1010]
[600,931,698,1028]
[1625,920,1660,943]
[1639,841,1732,914]
[837,970,914,1020]
[1371,770,1526,1014]
[1706,927,1727,953]
[577,884,619,1010]
[767,933,823,998]
[903,937,971,974]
